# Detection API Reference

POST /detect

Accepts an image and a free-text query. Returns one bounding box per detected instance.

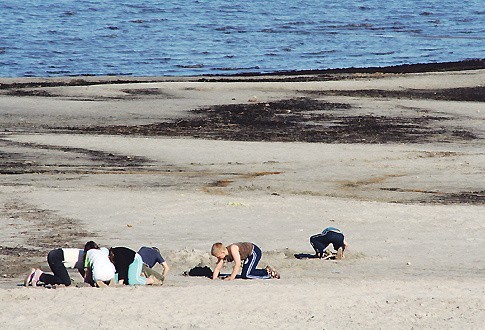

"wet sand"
[0,62,484,328]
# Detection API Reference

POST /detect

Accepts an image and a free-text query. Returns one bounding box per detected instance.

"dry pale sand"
[0,69,484,329]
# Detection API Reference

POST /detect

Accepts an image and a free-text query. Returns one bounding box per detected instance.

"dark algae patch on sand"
[0,139,150,175]
[311,86,485,102]
[0,201,93,279]
[75,97,476,144]
[382,188,485,205]
[427,190,485,205]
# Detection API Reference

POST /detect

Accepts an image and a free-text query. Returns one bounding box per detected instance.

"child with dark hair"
[109,246,161,286]
[83,241,116,287]
[24,248,85,287]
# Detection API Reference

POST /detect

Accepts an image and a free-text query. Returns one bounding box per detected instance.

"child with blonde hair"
[211,242,279,280]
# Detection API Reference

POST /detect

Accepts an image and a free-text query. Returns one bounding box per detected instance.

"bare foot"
[96,280,108,288]
[147,275,162,285]
[31,269,43,287]
[265,265,281,279]
[336,247,344,260]
[24,268,36,287]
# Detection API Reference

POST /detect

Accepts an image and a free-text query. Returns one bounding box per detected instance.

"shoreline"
[0,59,484,87]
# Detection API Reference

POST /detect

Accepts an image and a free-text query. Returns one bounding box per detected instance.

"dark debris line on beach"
[65,97,477,144]
[1,59,484,88]
[198,59,485,82]
[308,86,485,102]
[426,190,485,205]
[0,138,151,175]
[381,188,485,205]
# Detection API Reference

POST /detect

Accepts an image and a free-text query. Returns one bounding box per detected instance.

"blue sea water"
[0,0,484,77]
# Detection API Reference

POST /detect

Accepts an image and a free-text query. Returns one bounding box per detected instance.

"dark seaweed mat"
[311,86,485,102]
[72,98,476,144]
[423,191,485,205]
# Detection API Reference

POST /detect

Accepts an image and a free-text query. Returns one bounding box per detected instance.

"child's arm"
[225,245,241,281]
[83,254,92,284]
[161,261,170,278]
[212,258,224,279]
[84,267,93,284]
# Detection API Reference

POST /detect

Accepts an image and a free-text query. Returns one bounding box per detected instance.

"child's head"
[108,247,115,262]
[84,241,99,253]
[211,242,226,258]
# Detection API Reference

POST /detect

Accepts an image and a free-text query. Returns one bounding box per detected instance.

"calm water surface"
[1,0,484,77]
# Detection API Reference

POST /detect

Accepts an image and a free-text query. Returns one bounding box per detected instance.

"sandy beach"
[0,65,484,328]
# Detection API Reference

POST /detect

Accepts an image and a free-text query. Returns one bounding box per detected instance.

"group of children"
[24,243,169,288]
[24,227,346,287]
[211,227,347,280]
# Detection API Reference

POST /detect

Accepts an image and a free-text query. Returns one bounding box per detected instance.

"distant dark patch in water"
[176,64,204,69]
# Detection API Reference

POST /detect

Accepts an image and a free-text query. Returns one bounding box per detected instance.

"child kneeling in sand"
[138,246,169,282]
[211,242,279,280]
[310,227,347,259]
[83,241,116,287]
[24,247,85,287]
[109,247,161,286]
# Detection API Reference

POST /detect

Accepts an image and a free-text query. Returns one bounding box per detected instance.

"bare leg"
[96,280,108,288]
[142,264,164,281]
[146,275,162,285]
